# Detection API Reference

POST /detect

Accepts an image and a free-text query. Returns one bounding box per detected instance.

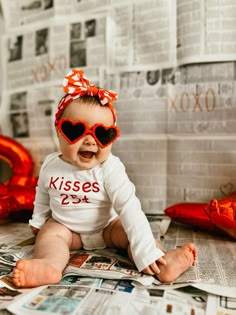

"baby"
[13,69,197,288]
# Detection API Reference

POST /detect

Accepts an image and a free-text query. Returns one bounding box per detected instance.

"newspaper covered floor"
[0,219,236,315]
[150,218,236,296]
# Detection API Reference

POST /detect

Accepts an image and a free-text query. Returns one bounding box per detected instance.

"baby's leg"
[156,243,197,283]
[104,218,197,283]
[103,218,165,262]
[103,218,129,250]
[12,218,82,288]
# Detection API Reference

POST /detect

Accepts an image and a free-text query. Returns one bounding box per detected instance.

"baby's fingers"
[142,263,160,275]
[157,257,166,266]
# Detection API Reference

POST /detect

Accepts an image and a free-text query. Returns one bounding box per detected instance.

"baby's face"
[57,101,114,170]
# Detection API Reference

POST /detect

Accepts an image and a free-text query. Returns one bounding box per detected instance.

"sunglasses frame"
[57,118,120,148]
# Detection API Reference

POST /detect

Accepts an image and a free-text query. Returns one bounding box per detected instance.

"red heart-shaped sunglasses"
[57,118,120,148]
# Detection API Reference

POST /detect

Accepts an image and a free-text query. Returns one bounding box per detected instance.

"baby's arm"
[103,155,166,271]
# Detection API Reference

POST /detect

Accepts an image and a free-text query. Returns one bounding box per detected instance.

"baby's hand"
[30,226,40,235]
[142,257,166,276]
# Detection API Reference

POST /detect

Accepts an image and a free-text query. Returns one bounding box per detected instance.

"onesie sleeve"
[28,154,54,229]
[102,155,164,271]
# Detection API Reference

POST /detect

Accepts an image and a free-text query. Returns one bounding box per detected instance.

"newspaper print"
[2,0,236,83]
[1,0,55,30]
[1,0,112,30]
[177,0,236,65]
[0,286,22,311]
[5,284,199,315]
[0,224,34,253]
[62,249,155,286]
[157,222,236,297]
[1,85,61,139]
[107,1,176,68]
[206,294,236,315]
[105,66,236,210]
[7,282,236,315]
[1,14,106,90]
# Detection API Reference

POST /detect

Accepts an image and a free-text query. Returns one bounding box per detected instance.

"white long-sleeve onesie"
[29,152,164,271]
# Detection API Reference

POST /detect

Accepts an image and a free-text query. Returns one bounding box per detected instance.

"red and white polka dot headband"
[54,69,118,126]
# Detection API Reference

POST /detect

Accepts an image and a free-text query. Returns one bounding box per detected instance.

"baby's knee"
[38,220,73,243]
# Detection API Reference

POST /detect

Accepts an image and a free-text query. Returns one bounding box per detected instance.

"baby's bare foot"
[13,259,62,288]
[157,243,197,283]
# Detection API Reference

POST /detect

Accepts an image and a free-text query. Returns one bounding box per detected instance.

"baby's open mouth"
[79,151,95,159]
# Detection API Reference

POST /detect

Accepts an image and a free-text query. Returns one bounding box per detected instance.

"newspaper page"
[157,222,236,298]
[176,0,236,65]
[157,288,236,315]
[1,0,55,31]
[1,85,61,139]
[206,294,236,315]
[63,249,155,286]
[6,283,150,315]
[105,62,236,210]
[107,0,236,69]
[0,245,34,268]
[0,285,22,311]
[107,0,176,69]
[8,281,235,315]
[62,0,111,15]
[6,283,206,315]
[5,278,236,315]
[1,12,106,91]
[0,223,34,254]
[0,224,34,282]
[0,248,155,288]
[1,0,113,31]
[0,84,61,173]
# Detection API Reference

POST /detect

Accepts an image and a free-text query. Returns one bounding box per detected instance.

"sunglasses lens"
[94,126,118,146]
[60,120,86,142]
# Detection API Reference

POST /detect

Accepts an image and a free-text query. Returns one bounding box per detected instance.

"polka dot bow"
[55,69,118,126]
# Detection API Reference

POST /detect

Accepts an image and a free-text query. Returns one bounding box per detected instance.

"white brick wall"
[167,135,236,206]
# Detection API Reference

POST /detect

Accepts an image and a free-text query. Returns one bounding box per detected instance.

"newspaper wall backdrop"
[0,0,236,214]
